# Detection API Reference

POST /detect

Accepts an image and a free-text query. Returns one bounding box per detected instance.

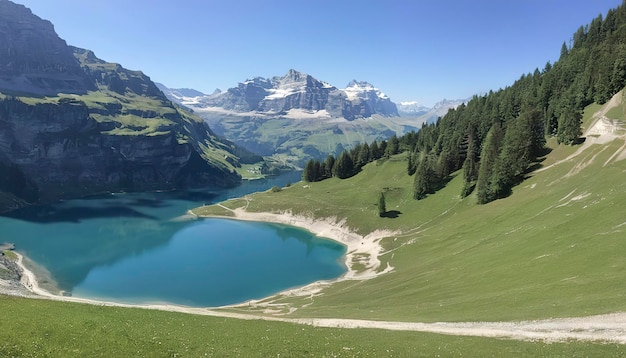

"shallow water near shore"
[0,172,347,307]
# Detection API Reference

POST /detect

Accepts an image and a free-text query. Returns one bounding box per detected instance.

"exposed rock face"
[0,0,243,211]
[342,80,398,120]
[0,1,93,95]
[397,99,467,124]
[187,69,399,120]
[155,83,204,99]
[397,101,430,116]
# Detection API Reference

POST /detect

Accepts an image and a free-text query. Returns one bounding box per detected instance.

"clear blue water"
[0,172,347,307]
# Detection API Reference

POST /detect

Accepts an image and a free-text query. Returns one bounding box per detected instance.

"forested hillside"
[407,1,626,203]
[304,1,626,205]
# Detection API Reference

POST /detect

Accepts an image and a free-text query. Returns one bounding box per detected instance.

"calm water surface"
[0,172,347,307]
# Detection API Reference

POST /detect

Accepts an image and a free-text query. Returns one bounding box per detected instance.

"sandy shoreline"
[4,208,626,343]
[197,206,399,280]
[8,206,398,310]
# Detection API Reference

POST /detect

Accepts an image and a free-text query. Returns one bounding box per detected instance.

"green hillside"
[193,92,626,323]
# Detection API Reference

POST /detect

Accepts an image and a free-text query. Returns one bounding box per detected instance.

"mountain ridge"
[0,0,246,211]
[160,79,465,123]
[158,76,465,165]
[161,69,400,120]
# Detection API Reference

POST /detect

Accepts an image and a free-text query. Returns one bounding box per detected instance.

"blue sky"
[13,0,623,106]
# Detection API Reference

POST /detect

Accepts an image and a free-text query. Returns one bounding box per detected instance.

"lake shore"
[6,249,626,343]
[5,206,398,310]
[191,205,399,302]
[4,222,626,343]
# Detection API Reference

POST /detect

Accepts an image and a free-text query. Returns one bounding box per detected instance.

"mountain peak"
[343,80,390,102]
[346,80,374,89]
[0,0,92,95]
[284,68,307,81]
[161,69,399,119]
[272,69,315,87]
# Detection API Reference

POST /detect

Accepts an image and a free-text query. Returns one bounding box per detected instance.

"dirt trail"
[538,91,626,172]
[5,231,626,344]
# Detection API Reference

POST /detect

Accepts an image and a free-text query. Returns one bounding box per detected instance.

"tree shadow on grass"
[381,210,402,219]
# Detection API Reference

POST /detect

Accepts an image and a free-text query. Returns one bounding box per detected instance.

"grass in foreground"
[0,295,623,357]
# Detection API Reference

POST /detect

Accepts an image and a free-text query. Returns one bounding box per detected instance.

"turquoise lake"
[0,172,347,307]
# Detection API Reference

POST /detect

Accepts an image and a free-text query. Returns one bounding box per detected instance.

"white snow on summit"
[265,85,306,99]
[400,101,420,106]
[343,81,389,101]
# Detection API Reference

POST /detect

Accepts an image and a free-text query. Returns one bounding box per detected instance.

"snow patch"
[343,81,388,101]
[265,85,306,99]
[283,109,331,119]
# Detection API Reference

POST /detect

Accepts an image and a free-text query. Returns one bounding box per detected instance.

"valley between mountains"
[2,0,626,355]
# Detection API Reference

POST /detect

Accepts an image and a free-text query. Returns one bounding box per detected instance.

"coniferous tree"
[378,140,387,159]
[313,160,321,181]
[385,135,399,158]
[407,151,419,175]
[319,162,328,179]
[436,150,452,181]
[323,154,335,178]
[560,41,569,60]
[370,141,380,161]
[356,143,370,168]
[413,154,437,200]
[302,159,316,182]
[461,129,479,197]
[557,108,583,144]
[476,123,504,204]
[502,107,545,178]
[333,150,355,179]
[377,191,386,217]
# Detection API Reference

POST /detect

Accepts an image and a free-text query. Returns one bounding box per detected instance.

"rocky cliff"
[0,1,93,95]
[0,0,243,211]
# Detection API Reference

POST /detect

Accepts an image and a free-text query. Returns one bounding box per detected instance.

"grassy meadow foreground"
[1,97,626,355]
[1,295,624,357]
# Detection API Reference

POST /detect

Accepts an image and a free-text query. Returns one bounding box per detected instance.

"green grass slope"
[1,295,623,357]
[195,95,626,323]
[203,113,422,166]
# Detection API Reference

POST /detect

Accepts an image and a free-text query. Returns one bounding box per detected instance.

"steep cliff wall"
[0,96,239,207]
[0,0,243,211]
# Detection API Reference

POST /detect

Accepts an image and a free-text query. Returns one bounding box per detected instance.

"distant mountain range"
[158,72,465,165]
[158,69,399,120]
[158,73,465,124]
[397,99,468,123]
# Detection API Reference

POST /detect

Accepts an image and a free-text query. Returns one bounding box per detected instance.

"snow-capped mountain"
[157,73,466,165]
[163,69,399,120]
[343,80,398,118]
[155,83,204,102]
[397,98,467,123]
[397,101,430,116]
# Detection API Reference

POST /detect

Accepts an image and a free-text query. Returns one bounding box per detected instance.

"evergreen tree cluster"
[401,1,626,204]
[302,136,403,182]
[304,2,626,206]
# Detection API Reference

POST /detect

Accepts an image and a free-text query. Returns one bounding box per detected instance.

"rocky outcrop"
[342,80,398,120]
[0,1,93,95]
[0,0,243,211]
[0,96,239,205]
